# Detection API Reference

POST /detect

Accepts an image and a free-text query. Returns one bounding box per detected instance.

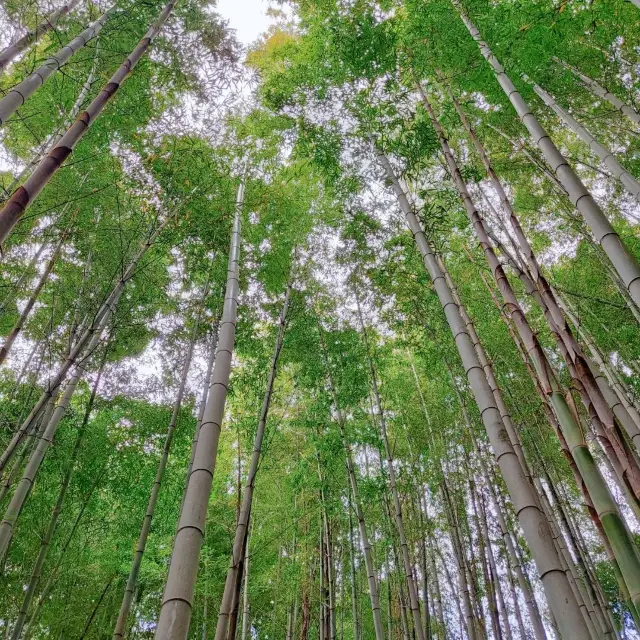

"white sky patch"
[216,0,274,47]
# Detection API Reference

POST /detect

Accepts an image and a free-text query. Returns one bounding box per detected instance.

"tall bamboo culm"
[112,304,202,639]
[374,144,591,639]
[0,0,178,245]
[214,280,292,640]
[154,176,244,640]
[0,0,82,73]
[452,0,640,309]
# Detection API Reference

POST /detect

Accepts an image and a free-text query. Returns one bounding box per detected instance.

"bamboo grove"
[1,0,640,637]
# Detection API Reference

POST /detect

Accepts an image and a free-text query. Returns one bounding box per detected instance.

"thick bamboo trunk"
[475,446,545,640]
[155,178,243,640]
[354,289,426,640]
[0,9,112,126]
[452,1,640,308]
[524,76,640,205]
[422,88,640,611]
[554,57,640,126]
[0,0,178,244]
[112,313,200,638]
[214,281,291,640]
[543,473,614,638]
[375,145,590,638]
[0,0,82,73]
[182,321,219,509]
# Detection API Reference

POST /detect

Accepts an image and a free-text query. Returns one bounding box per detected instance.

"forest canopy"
[0,0,640,638]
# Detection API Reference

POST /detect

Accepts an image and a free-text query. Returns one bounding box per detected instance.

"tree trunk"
[354,288,426,640]
[112,309,200,638]
[156,177,244,640]
[452,1,640,308]
[525,75,640,207]
[214,280,291,640]
[0,9,112,127]
[0,0,178,244]
[554,57,640,126]
[9,359,105,640]
[374,144,590,638]
[0,0,82,73]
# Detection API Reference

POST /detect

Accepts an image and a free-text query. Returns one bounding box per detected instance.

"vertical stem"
[156,176,244,640]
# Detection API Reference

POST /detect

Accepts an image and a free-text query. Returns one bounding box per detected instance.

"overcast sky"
[216,0,274,46]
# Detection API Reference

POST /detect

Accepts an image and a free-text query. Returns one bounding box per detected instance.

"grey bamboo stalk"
[452,1,640,307]
[9,360,105,640]
[112,314,200,639]
[0,9,112,127]
[543,474,614,638]
[0,0,178,245]
[320,334,385,640]
[3,40,101,199]
[0,228,67,365]
[0,0,82,73]
[524,74,640,206]
[353,288,426,640]
[22,466,105,640]
[535,476,601,639]
[180,323,218,514]
[475,445,545,640]
[436,256,531,483]
[554,57,640,126]
[155,177,243,640]
[0,213,172,475]
[0,294,111,558]
[374,144,590,638]
[348,485,361,640]
[441,479,478,640]
[214,280,292,640]
[446,85,640,455]
[420,89,640,606]
[240,522,251,640]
